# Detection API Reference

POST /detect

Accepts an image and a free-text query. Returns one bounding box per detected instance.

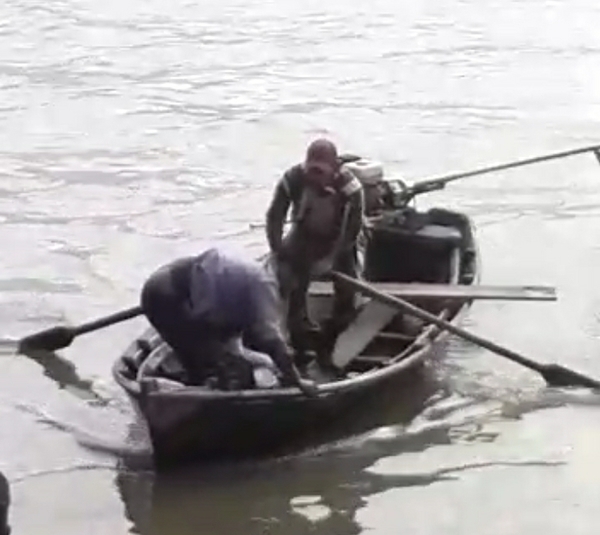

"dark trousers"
[140,259,253,388]
[284,247,358,355]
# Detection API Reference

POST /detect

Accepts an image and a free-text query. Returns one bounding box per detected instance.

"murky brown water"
[2,0,600,533]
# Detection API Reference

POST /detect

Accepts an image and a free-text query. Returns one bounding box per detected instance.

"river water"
[1,0,600,533]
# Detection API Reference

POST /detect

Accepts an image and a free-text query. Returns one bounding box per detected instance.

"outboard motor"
[341,156,413,215]
[341,158,387,216]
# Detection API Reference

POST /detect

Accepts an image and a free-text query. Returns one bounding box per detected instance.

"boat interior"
[117,206,476,391]
[300,206,474,382]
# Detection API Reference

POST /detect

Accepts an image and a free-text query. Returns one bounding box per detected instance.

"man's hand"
[297,378,319,397]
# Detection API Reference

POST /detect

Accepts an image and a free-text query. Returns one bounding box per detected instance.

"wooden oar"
[308,281,557,302]
[17,305,143,353]
[331,271,600,389]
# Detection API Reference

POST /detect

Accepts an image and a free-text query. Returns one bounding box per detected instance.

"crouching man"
[140,246,317,396]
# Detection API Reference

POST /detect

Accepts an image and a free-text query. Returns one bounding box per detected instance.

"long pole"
[415,143,600,190]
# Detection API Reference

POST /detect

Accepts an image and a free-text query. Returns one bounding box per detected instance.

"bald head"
[306,138,338,163]
[303,138,340,186]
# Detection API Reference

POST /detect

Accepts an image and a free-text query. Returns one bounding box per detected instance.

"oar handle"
[73,306,143,336]
[331,271,546,374]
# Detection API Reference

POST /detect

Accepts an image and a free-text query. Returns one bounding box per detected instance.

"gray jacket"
[188,248,298,383]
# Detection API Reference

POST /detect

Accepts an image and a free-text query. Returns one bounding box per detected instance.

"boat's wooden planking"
[308,281,557,301]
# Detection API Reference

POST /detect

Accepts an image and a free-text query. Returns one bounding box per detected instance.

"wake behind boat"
[112,156,481,468]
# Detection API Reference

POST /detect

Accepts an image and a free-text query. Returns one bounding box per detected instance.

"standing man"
[265,138,364,365]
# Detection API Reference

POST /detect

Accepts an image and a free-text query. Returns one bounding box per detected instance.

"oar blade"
[17,326,75,353]
[541,363,600,389]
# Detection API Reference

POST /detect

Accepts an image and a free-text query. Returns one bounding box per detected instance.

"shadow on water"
[111,355,566,535]
[114,410,565,535]
[15,347,110,406]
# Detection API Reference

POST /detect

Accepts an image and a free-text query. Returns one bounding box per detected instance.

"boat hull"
[131,335,449,468]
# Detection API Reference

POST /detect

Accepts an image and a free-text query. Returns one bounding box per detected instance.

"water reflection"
[17,346,110,406]
[115,424,564,535]
[116,442,452,535]
[114,366,448,535]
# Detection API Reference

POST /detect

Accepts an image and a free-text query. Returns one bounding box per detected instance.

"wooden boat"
[113,199,483,469]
